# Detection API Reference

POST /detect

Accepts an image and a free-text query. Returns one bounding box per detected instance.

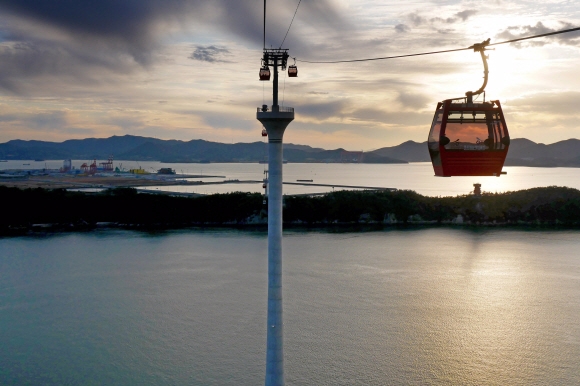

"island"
[2,185,580,234]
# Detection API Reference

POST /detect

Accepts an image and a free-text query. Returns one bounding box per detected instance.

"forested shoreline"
[3,186,580,234]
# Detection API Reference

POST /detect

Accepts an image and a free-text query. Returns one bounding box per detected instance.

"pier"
[283,182,395,191]
[0,174,396,195]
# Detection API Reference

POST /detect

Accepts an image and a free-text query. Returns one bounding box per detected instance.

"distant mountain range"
[2,135,580,167]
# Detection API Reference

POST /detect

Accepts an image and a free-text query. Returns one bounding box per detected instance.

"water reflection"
[1,229,579,385]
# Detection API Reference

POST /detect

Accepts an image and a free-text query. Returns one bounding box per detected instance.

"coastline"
[4,221,579,238]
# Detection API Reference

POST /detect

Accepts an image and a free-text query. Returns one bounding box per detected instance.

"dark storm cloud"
[0,0,349,92]
[189,45,231,63]
[0,0,348,55]
[0,38,136,94]
[0,0,184,64]
[495,22,580,47]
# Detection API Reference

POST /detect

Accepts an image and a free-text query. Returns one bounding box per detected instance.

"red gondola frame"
[259,66,271,81]
[428,99,510,177]
[427,39,511,177]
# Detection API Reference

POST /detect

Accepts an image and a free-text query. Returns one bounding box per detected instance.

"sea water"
[5,160,580,196]
[1,228,579,385]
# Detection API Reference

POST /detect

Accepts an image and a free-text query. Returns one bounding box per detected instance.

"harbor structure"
[61,159,72,172]
[89,160,97,174]
[99,156,114,172]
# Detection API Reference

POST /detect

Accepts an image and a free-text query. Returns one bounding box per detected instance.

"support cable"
[282,67,287,106]
[280,0,302,48]
[297,26,580,64]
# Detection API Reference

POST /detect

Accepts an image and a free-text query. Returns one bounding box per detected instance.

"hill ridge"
[3,135,580,166]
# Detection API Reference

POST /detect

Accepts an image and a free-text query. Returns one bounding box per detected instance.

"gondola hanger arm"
[466,39,491,104]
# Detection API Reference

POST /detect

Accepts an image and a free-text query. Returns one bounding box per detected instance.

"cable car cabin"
[259,66,271,81]
[288,65,298,77]
[428,99,510,177]
[261,128,268,137]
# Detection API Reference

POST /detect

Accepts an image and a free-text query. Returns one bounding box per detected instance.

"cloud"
[395,24,410,33]
[455,10,478,22]
[397,92,431,110]
[189,45,231,63]
[29,110,68,129]
[349,108,430,126]
[203,111,254,131]
[0,0,349,57]
[407,12,425,27]
[0,39,137,93]
[0,0,181,65]
[0,0,350,93]
[405,9,478,27]
[0,113,19,122]
[0,110,68,131]
[508,91,580,115]
[295,100,349,120]
[495,22,580,47]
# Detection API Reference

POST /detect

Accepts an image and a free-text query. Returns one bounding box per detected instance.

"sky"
[0,0,579,150]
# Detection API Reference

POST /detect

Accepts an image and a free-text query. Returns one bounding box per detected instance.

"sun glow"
[485,46,542,98]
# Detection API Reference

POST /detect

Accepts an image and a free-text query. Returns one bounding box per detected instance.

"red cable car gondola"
[262,128,268,137]
[428,39,510,177]
[288,58,298,77]
[259,66,271,81]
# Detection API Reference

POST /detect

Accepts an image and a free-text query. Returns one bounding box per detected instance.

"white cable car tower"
[257,1,297,385]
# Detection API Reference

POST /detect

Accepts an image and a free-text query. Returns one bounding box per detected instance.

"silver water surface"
[1,229,579,385]
[5,160,580,196]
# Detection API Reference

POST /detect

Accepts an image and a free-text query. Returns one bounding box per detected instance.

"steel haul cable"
[280,0,302,48]
[297,26,580,64]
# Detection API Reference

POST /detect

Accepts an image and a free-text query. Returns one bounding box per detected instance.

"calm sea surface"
[5,160,580,196]
[1,228,580,385]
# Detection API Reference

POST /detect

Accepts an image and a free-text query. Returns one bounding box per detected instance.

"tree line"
[2,186,580,233]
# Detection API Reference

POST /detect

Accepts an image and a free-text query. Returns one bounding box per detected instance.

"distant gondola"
[259,66,271,81]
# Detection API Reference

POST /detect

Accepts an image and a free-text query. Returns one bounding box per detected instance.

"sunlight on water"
[1,229,579,385]
[132,162,580,197]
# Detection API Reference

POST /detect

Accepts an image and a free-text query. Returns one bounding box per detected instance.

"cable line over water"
[297,25,580,64]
